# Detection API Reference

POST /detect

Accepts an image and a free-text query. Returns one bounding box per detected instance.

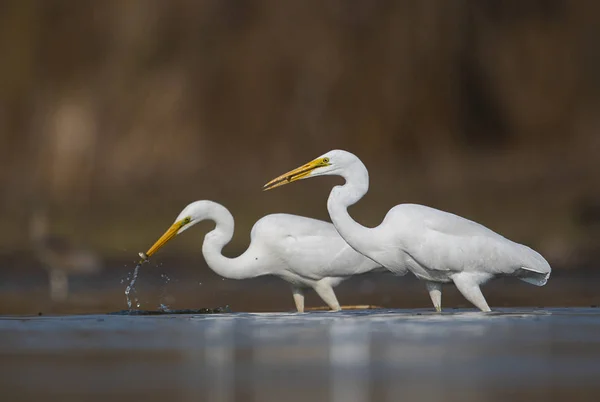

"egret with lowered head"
[264,150,551,312]
[141,200,386,312]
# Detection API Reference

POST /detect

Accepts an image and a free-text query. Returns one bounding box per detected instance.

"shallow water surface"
[0,308,599,402]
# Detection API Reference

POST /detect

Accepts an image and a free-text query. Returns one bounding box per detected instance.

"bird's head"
[141,201,207,260]
[263,149,356,191]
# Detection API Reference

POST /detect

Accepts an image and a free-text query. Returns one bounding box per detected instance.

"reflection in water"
[329,321,370,402]
[0,309,600,402]
[204,319,234,402]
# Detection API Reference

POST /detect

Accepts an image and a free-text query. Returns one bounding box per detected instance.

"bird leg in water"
[314,280,342,311]
[451,273,492,312]
[426,281,442,312]
[292,286,305,313]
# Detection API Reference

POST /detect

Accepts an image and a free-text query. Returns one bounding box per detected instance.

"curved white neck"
[326,159,376,254]
[200,202,262,280]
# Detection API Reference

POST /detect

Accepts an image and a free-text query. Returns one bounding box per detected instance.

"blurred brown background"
[0,0,598,314]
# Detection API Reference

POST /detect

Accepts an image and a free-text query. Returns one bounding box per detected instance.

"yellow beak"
[143,220,185,259]
[263,158,329,191]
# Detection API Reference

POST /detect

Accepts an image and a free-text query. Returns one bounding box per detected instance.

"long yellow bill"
[140,220,185,261]
[263,157,329,191]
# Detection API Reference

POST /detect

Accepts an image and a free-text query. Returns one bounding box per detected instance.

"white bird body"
[265,149,551,312]
[368,203,550,283]
[143,200,385,312]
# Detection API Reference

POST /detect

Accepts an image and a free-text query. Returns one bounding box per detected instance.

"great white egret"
[140,200,386,312]
[264,150,551,312]
[30,209,102,301]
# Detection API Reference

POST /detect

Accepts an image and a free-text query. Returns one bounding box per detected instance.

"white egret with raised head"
[264,150,551,312]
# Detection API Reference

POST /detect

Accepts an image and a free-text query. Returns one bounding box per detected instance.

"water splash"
[125,252,149,310]
[125,263,141,310]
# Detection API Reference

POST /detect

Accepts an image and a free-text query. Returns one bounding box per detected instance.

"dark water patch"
[108,306,232,315]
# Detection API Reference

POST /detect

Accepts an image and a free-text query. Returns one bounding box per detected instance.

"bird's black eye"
[183,217,191,224]
[323,157,329,163]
